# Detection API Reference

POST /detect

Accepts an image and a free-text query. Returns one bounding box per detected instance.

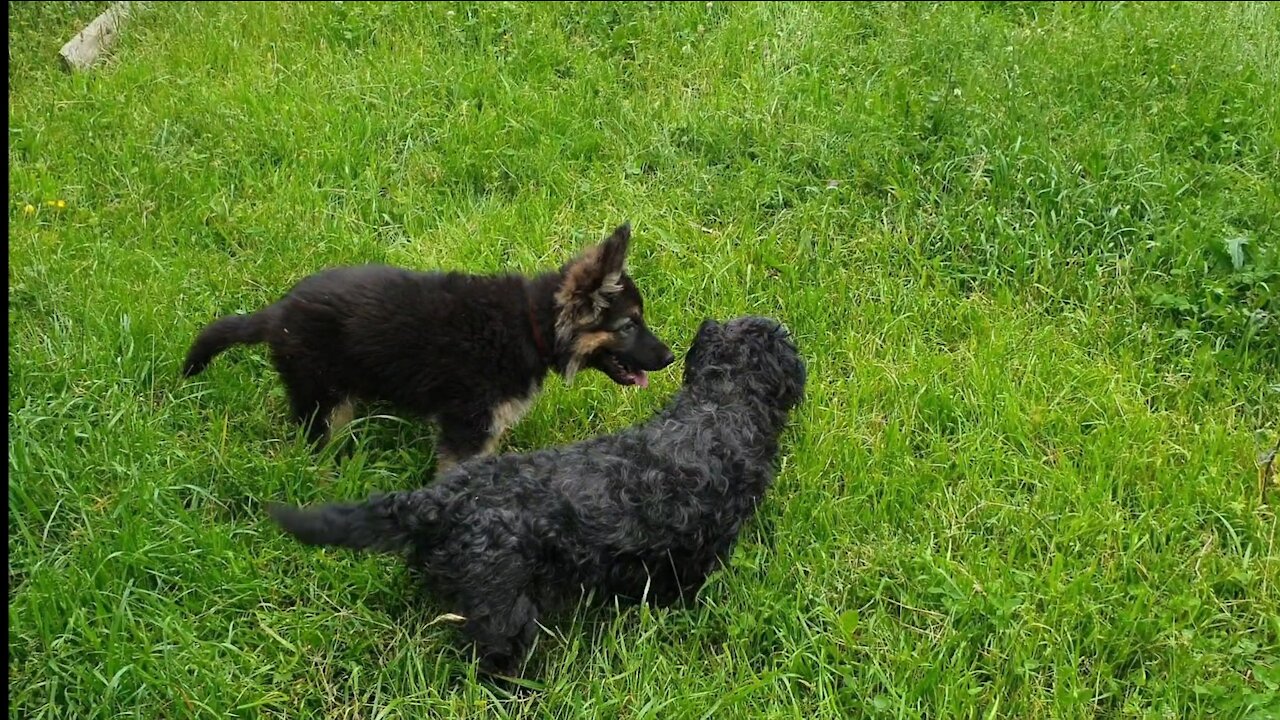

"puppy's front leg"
[480,390,538,460]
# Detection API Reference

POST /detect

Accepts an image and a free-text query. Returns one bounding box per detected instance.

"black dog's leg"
[462,592,540,676]
[436,410,493,472]
[450,518,541,675]
[656,544,735,607]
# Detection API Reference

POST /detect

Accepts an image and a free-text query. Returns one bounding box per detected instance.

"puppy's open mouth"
[599,352,649,388]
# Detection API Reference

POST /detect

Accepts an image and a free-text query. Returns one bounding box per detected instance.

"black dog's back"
[267,315,806,676]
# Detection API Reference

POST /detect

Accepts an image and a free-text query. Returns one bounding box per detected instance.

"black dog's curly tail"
[267,493,424,554]
[182,311,272,377]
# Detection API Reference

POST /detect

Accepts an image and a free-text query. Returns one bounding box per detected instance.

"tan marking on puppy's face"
[554,246,602,310]
[573,330,617,357]
[565,283,674,387]
[555,224,632,370]
[560,294,642,383]
[551,222,673,386]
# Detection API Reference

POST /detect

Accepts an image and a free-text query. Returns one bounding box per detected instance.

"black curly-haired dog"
[267,315,806,675]
[182,223,674,468]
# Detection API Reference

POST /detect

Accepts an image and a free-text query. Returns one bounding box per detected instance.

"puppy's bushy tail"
[267,492,426,554]
[182,311,271,377]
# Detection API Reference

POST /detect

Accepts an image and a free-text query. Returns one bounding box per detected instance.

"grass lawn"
[8,2,1280,717]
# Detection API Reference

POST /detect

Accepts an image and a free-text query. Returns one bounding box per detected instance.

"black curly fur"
[268,316,806,675]
[183,223,674,464]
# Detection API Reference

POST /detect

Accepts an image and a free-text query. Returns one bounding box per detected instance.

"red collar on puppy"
[528,293,551,362]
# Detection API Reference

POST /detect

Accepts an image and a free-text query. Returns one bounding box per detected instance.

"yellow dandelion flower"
[23,204,36,215]
[45,200,56,207]
[56,199,67,209]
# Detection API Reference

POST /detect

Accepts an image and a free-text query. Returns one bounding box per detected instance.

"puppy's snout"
[636,327,675,371]
[643,345,675,371]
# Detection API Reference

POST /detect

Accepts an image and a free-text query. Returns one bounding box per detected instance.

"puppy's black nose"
[661,350,675,367]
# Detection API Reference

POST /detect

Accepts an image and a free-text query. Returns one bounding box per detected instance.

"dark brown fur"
[182,223,674,465]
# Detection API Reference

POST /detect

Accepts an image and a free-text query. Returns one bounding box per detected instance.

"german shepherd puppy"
[182,223,674,468]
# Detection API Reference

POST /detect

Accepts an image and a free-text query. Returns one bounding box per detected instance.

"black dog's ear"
[556,222,632,324]
[683,318,723,385]
[695,318,722,338]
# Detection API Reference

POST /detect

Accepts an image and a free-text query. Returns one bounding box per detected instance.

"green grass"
[8,1,1280,717]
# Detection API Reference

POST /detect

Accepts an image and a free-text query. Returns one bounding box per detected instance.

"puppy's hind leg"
[311,398,363,459]
[436,411,494,475]
[276,359,340,446]
[324,397,358,443]
[298,395,341,446]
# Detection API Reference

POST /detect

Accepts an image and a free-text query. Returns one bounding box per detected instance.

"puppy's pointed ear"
[596,222,631,279]
[556,222,632,327]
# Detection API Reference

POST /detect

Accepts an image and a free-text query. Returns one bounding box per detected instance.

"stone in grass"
[58,1,135,72]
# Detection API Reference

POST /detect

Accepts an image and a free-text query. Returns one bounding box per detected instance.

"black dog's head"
[554,223,675,387]
[683,316,806,410]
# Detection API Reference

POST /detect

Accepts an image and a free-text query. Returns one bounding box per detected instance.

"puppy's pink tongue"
[634,370,649,389]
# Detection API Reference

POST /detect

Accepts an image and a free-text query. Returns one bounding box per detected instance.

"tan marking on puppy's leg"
[436,451,458,476]
[481,434,502,457]
[484,383,541,456]
[324,398,357,443]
